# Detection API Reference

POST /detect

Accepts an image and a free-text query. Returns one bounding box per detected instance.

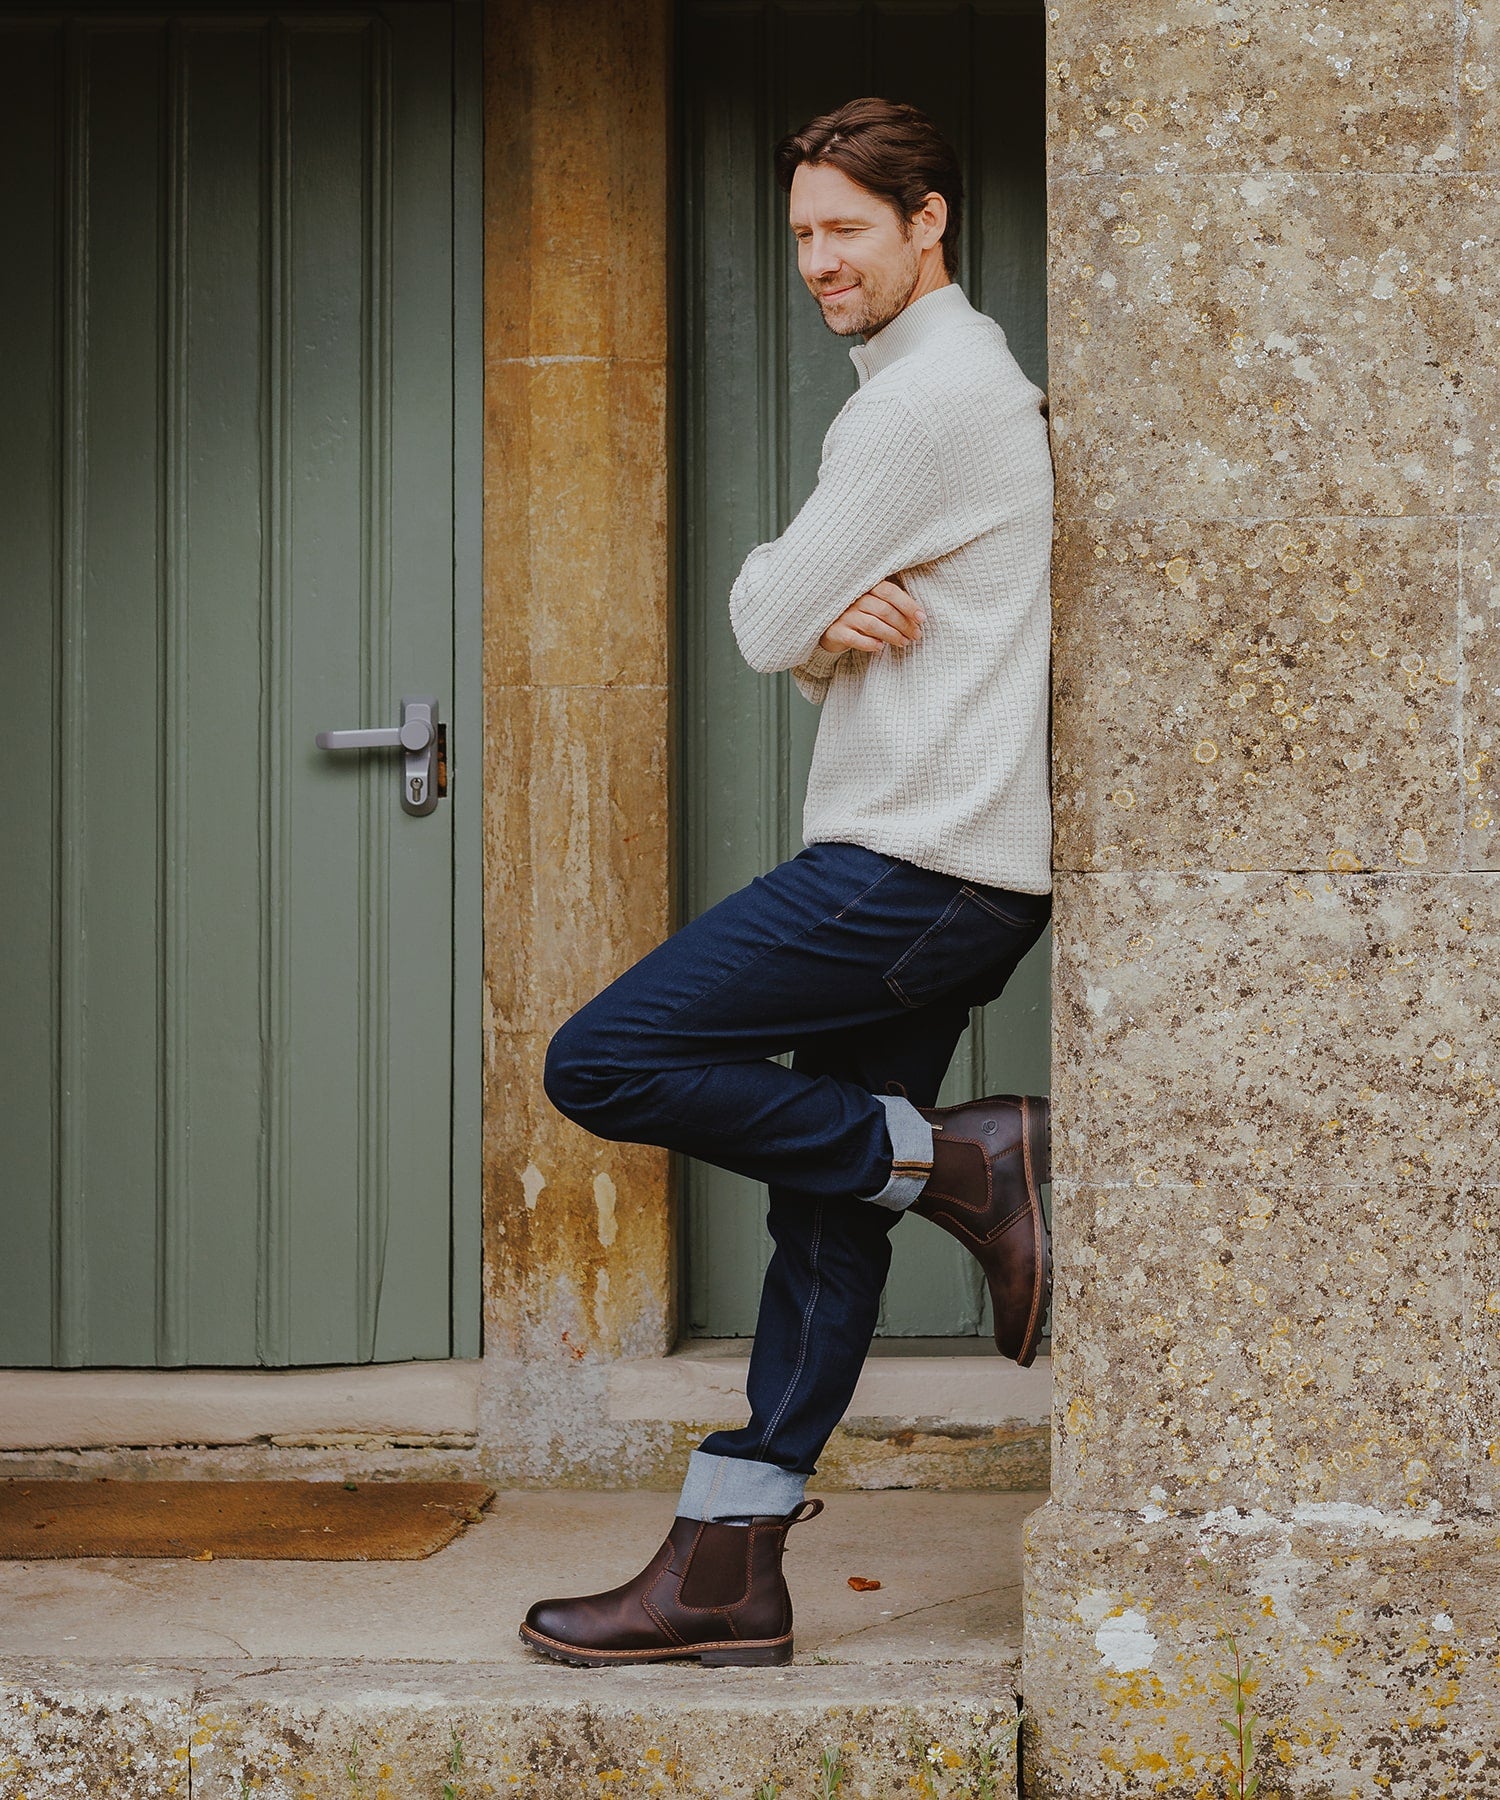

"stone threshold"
[611,1338,1053,1426]
[1,1656,1022,1799]
[0,1343,1050,1452]
[0,1361,482,1451]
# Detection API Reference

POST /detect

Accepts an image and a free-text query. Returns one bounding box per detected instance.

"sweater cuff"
[791,644,841,703]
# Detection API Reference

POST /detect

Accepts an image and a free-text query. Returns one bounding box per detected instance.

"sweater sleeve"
[728,396,945,676]
[789,644,841,704]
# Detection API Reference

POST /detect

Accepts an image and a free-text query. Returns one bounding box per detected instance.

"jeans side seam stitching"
[701,1458,728,1523]
[754,1200,824,1458]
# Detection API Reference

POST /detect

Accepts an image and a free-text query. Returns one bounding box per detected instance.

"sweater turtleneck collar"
[848,283,975,386]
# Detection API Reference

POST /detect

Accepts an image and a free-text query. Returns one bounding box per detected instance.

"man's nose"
[805,234,845,279]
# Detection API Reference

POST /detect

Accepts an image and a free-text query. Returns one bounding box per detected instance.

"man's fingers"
[855,612,913,647]
[821,587,928,656]
[857,595,921,638]
[869,578,925,622]
[827,620,898,655]
[824,625,873,653]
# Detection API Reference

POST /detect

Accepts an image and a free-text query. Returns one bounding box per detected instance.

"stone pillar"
[1028,4,1500,1791]
[479,0,678,1483]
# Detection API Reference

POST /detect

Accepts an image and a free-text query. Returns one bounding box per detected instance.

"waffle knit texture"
[729,284,1054,892]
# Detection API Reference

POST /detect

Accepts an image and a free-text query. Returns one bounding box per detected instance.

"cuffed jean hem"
[860,1093,934,1212]
[675,1448,808,1522]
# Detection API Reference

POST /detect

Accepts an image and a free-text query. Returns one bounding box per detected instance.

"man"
[520,97,1054,1669]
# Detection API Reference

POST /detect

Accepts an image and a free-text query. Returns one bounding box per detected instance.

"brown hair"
[774,97,964,278]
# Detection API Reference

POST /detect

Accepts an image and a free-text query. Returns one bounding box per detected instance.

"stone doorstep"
[0,1657,1023,1800]
[0,1493,1035,1795]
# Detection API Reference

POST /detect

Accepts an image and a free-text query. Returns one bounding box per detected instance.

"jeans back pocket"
[881,886,1048,1011]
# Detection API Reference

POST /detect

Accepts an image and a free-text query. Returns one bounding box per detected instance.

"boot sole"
[519,1623,794,1668]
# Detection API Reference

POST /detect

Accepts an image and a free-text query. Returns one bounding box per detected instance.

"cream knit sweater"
[728,284,1053,893]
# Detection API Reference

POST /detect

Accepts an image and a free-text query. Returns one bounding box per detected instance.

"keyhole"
[409,775,425,804]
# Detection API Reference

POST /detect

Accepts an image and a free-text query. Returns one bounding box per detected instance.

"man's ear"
[912,191,948,253]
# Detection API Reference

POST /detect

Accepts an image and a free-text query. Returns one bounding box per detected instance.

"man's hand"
[818,579,925,656]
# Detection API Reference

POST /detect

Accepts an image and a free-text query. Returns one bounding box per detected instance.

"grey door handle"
[315,695,444,816]
[316,718,432,752]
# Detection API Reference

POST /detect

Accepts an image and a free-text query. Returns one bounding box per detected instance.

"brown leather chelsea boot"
[519,1497,824,1668]
[911,1093,1051,1366]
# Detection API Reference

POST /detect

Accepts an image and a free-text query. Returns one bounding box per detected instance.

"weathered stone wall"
[1028,0,1500,1791]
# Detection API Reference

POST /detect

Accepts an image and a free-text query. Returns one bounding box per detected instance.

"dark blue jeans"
[544,841,1050,1520]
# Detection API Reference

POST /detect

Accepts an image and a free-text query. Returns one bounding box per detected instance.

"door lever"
[315,695,444,816]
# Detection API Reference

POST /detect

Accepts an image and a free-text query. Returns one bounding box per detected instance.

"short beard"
[814,244,921,340]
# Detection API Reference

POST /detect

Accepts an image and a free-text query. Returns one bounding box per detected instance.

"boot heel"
[701,1640,793,1667]
[1027,1096,1051,1188]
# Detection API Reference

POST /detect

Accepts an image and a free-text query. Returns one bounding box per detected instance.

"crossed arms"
[727,395,944,690]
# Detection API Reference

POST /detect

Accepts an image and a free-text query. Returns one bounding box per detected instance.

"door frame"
[449,0,484,1358]
[670,0,1051,1341]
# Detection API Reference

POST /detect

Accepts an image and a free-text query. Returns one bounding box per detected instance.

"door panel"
[173,20,279,1363]
[0,5,476,1367]
[679,0,1050,1337]
[3,21,64,1366]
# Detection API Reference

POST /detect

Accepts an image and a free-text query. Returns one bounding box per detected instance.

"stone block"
[1048,0,1459,177]
[1023,1501,1500,1798]
[480,677,675,1386]
[482,1021,673,1366]
[1052,516,1462,872]
[1047,173,1496,520]
[484,0,667,362]
[0,1664,195,1797]
[1052,871,1500,1189]
[185,1660,1021,1799]
[484,683,670,1035]
[484,357,668,689]
[1049,1179,1467,1513]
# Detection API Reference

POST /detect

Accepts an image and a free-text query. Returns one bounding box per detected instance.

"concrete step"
[0,1490,1036,1798]
[4,1657,1022,1798]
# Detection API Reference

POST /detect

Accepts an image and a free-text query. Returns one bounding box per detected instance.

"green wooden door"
[0,3,482,1367]
[679,0,1050,1338]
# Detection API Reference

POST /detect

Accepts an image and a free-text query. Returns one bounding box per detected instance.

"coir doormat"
[0,1479,495,1560]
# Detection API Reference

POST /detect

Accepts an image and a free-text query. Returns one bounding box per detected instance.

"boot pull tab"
[884,1080,909,1098]
[784,1497,825,1527]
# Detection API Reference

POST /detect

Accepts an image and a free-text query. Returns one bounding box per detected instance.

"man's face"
[788,162,922,339]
